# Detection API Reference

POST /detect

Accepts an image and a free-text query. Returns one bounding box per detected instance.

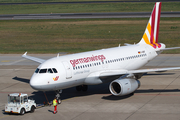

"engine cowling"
[109,78,140,96]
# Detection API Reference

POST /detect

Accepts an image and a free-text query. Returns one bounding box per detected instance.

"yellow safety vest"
[53,99,57,106]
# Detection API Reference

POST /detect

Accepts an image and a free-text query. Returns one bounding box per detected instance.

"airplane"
[22,2,180,103]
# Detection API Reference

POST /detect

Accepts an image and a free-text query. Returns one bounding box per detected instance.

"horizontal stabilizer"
[160,47,180,51]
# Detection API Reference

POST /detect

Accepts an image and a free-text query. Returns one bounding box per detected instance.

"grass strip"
[0,2,179,15]
[0,18,180,54]
[0,0,173,3]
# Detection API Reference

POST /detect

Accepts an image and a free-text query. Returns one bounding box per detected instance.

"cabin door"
[62,61,72,79]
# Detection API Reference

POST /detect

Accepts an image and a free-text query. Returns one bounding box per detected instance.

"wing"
[99,67,180,77]
[22,52,45,64]
[128,67,180,74]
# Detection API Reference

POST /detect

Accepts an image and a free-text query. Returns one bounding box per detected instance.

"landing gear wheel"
[20,108,25,115]
[57,99,61,104]
[55,90,62,104]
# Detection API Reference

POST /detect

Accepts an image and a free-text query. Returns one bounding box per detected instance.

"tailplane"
[138,2,162,48]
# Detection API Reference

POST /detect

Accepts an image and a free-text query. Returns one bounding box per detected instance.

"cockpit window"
[47,68,53,73]
[36,68,58,74]
[52,68,58,73]
[39,69,47,73]
[35,68,40,73]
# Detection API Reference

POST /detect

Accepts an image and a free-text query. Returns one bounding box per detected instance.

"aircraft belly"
[43,78,85,90]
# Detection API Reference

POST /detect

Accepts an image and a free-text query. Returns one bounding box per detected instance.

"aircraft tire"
[58,99,61,104]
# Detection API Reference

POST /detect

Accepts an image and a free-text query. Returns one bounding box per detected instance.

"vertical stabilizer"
[138,2,161,48]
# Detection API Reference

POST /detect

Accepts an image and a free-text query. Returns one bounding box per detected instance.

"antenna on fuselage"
[57,53,59,57]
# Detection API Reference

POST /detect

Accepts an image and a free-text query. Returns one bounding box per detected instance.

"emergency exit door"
[62,61,72,79]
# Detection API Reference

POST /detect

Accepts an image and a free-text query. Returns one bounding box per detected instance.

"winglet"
[23,52,27,56]
[22,52,45,64]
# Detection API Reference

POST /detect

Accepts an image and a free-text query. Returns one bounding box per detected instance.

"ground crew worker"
[53,97,58,114]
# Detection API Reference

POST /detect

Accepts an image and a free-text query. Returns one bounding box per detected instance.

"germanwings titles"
[22,2,180,102]
[70,55,106,67]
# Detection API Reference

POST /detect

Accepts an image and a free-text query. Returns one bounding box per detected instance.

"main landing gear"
[55,90,62,104]
[76,85,88,91]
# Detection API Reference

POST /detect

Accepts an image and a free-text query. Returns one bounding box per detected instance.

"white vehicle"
[5,93,36,115]
[22,2,180,101]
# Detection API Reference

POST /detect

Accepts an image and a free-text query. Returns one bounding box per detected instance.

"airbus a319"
[22,2,180,103]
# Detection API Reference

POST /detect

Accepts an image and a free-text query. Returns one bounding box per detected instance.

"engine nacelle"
[109,78,140,96]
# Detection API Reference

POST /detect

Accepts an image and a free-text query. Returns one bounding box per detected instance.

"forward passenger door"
[62,61,72,79]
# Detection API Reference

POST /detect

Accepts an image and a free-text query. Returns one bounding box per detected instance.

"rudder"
[138,2,161,48]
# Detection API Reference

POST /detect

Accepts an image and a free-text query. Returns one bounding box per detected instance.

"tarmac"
[1,54,180,120]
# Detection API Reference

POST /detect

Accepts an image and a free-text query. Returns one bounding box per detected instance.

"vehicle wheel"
[30,106,35,113]
[57,99,61,104]
[20,108,25,115]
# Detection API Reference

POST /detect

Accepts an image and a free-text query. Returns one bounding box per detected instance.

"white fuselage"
[30,43,163,91]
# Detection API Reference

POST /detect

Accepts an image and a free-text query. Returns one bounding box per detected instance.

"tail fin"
[138,2,161,48]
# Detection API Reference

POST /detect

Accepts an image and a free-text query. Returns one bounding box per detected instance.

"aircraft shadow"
[29,83,180,104]
[135,89,180,93]
[12,76,180,103]
[12,76,29,84]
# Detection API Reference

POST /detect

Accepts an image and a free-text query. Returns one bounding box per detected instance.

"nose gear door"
[62,61,72,79]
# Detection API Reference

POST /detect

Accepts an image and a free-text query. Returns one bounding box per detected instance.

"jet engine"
[109,78,140,96]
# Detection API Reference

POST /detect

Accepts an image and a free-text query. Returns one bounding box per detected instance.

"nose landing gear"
[55,90,62,104]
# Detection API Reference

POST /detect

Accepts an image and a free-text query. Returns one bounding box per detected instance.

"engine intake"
[109,78,140,96]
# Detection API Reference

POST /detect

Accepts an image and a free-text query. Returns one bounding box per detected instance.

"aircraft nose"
[30,77,42,90]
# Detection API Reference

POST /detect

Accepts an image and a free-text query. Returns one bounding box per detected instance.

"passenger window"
[35,68,39,73]
[52,68,58,73]
[48,69,53,73]
[39,69,47,73]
